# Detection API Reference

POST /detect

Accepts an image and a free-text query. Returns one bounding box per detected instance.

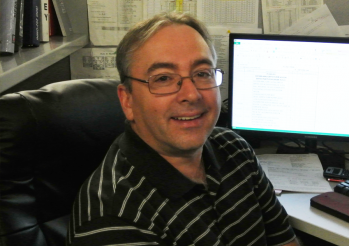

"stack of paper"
[258,154,332,193]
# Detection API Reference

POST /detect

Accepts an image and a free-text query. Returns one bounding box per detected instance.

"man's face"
[118,24,221,157]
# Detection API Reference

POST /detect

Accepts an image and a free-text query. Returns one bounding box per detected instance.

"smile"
[173,115,201,121]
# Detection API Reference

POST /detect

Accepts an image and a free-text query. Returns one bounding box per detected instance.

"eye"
[195,70,213,78]
[151,74,176,85]
[155,75,172,82]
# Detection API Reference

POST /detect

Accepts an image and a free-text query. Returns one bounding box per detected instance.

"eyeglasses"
[125,68,224,95]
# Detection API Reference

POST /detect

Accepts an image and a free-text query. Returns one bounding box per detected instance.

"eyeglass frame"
[124,68,224,95]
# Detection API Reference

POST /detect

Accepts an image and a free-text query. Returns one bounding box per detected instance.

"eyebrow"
[191,58,214,70]
[146,58,214,74]
[147,63,178,74]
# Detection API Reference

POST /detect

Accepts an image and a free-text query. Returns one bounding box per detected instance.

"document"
[261,0,323,34]
[87,0,190,46]
[208,26,262,101]
[87,0,259,46]
[87,0,120,46]
[197,0,259,29]
[258,154,332,193]
[340,25,349,37]
[70,48,120,80]
[280,4,345,36]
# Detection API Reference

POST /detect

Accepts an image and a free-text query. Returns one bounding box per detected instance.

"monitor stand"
[276,139,345,170]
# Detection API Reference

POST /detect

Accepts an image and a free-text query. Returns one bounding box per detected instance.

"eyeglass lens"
[149,69,223,94]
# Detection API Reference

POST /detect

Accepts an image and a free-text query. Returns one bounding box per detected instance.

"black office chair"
[0,79,126,246]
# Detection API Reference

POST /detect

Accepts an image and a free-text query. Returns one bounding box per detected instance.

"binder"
[51,0,73,36]
[40,0,49,42]
[15,0,24,52]
[48,0,61,36]
[0,0,17,54]
[23,0,40,47]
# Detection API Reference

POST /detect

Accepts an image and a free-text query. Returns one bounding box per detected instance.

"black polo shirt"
[67,124,296,246]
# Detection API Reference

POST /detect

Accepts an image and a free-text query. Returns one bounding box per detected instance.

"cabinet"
[0,0,89,94]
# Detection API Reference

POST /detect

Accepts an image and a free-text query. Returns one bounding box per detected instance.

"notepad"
[258,154,332,193]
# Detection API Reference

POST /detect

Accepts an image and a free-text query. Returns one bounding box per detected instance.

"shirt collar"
[118,123,194,200]
[118,123,221,200]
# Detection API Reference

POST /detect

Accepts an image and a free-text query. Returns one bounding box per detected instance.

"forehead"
[131,25,214,75]
[144,24,209,52]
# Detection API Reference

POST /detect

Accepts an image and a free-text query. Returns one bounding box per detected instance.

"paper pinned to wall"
[87,0,260,46]
[262,0,324,34]
[340,25,349,37]
[208,26,262,101]
[70,48,119,80]
[197,0,259,29]
[280,4,345,37]
[87,0,195,46]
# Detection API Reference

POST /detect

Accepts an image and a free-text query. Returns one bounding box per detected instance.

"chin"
[173,135,208,151]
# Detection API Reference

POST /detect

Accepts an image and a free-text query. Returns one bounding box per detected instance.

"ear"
[117,84,134,122]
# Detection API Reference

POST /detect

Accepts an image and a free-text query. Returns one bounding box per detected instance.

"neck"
[187,159,207,186]
[160,152,207,185]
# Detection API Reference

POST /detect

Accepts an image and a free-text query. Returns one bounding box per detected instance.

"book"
[0,0,17,54]
[14,0,24,52]
[51,0,73,36]
[310,180,349,222]
[48,0,61,36]
[311,192,349,223]
[39,0,49,42]
[23,0,40,47]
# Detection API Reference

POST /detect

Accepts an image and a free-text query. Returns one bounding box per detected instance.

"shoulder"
[208,127,253,155]
[207,127,260,176]
[209,127,248,144]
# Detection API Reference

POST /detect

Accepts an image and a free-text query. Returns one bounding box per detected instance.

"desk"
[254,141,349,245]
[278,192,349,246]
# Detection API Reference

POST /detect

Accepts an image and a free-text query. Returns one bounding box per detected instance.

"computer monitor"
[228,33,349,157]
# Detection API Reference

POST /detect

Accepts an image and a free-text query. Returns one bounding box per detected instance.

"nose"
[176,76,202,103]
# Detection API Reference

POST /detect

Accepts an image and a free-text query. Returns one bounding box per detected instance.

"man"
[67,12,299,246]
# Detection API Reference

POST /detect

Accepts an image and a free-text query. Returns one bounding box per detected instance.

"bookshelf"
[0,0,89,94]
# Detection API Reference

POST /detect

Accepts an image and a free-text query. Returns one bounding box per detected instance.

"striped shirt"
[67,124,296,246]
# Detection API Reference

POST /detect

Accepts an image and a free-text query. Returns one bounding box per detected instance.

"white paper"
[340,25,349,37]
[208,26,262,101]
[281,4,345,37]
[143,0,197,19]
[87,0,259,46]
[262,0,323,34]
[87,0,118,46]
[70,48,119,80]
[197,0,259,28]
[87,0,198,46]
[115,0,144,43]
[258,154,332,193]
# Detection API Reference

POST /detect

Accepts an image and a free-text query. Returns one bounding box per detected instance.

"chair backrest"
[0,79,126,246]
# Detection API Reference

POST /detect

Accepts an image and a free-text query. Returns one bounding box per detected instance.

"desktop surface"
[278,192,349,246]
[254,141,349,245]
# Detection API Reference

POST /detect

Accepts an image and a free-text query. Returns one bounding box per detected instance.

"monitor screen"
[228,34,349,144]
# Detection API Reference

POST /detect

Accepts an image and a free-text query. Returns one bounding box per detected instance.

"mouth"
[172,114,202,121]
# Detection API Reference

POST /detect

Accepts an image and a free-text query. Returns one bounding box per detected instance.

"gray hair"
[116,12,217,91]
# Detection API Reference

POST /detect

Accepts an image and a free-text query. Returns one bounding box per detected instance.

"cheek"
[133,97,164,123]
[206,91,221,108]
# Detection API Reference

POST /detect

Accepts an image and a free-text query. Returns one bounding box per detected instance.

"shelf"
[0,34,89,93]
